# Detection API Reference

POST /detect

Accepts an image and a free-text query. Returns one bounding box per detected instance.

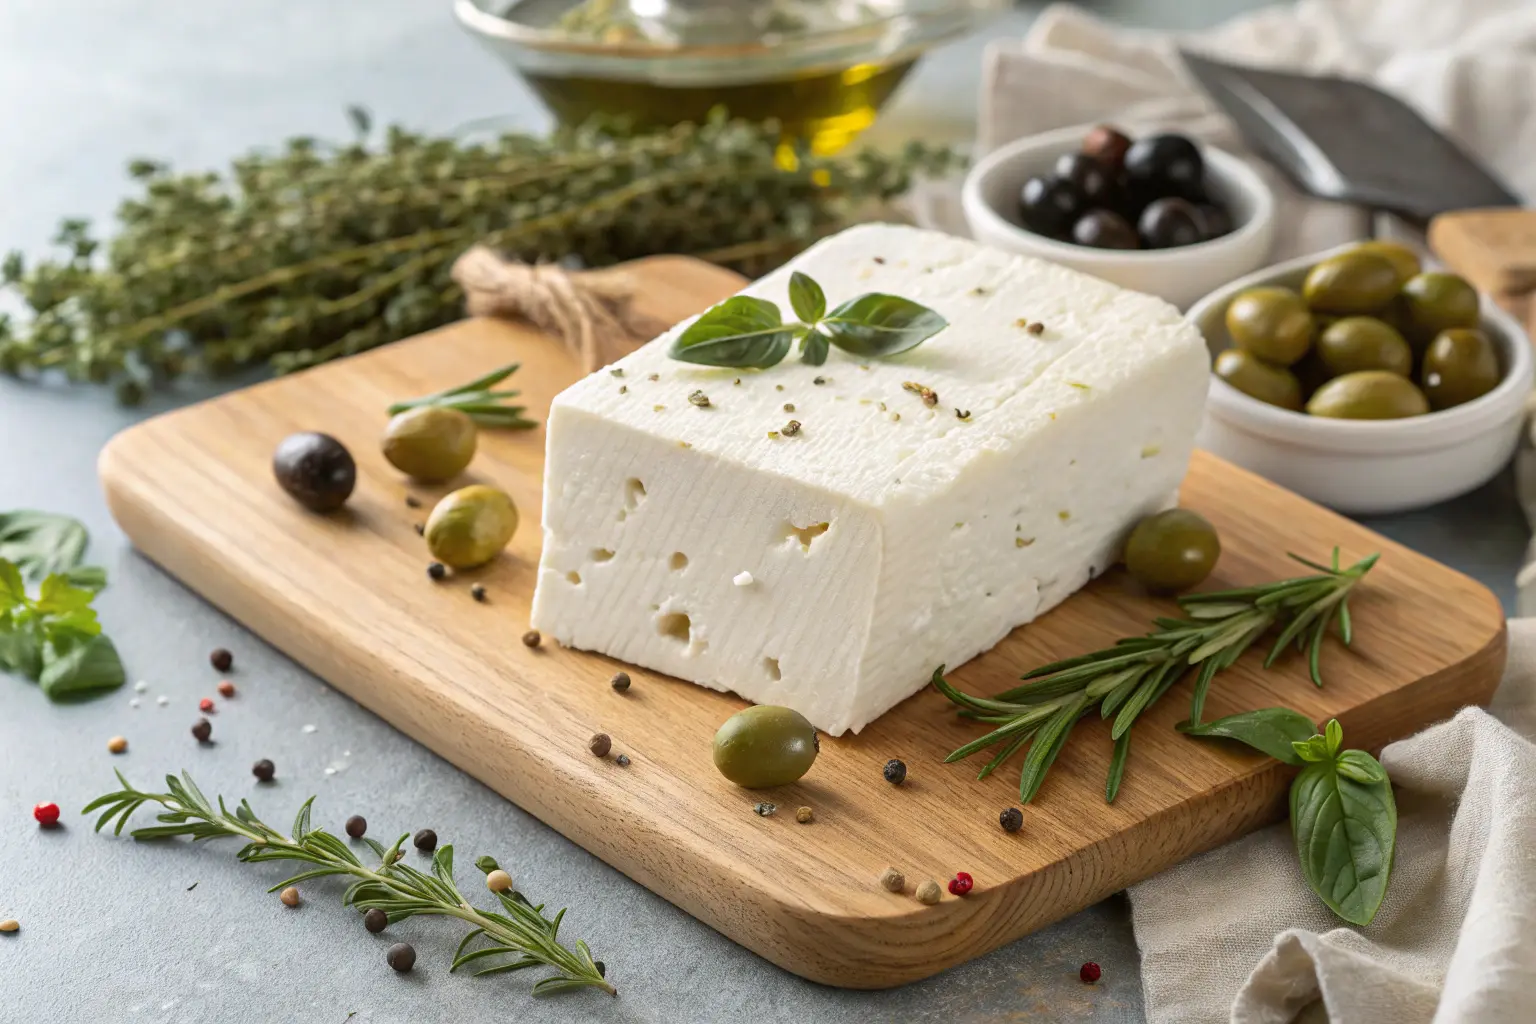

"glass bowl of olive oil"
[454,0,1007,154]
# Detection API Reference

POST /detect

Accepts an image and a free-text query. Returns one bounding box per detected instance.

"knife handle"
[1428,208,1536,337]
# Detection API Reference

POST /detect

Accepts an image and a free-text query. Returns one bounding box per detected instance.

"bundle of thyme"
[935,550,1379,804]
[0,109,959,403]
[85,772,614,998]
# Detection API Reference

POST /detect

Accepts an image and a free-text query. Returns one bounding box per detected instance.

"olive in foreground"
[1400,272,1481,346]
[712,705,819,789]
[1422,328,1500,411]
[1315,317,1413,378]
[1123,509,1220,592]
[1213,349,1303,411]
[1225,286,1312,367]
[1306,371,1430,420]
[424,485,518,569]
[382,406,477,482]
[1302,251,1400,315]
[272,432,356,512]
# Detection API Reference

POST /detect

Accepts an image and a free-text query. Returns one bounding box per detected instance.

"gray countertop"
[0,3,1525,1022]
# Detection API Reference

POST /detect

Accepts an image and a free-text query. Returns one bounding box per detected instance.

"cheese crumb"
[733,571,754,587]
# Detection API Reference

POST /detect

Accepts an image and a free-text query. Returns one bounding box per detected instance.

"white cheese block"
[530,224,1208,735]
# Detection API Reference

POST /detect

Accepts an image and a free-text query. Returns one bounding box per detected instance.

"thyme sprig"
[84,772,614,998]
[387,361,535,429]
[934,549,1379,804]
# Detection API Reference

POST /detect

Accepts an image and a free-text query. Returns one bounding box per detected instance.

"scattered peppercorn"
[33,802,60,827]
[753,802,776,817]
[589,733,612,758]
[883,759,907,785]
[782,419,802,437]
[345,815,367,839]
[0,919,18,933]
[364,908,388,933]
[795,806,814,824]
[948,871,974,896]
[280,886,301,907]
[486,869,513,893]
[1000,807,1023,833]
[217,680,236,698]
[610,671,631,692]
[1080,961,1102,984]
[879,867,905,893]
[615,753,631,767]
[405,495,422,508]
[915,880,942,905]
[191,718,212,743]
[107,735,128,754]
[522,629,542,648]
[470,584,487,602]
[210,648,233,672]
[413,828,438,852]
[873,257,886,264]
[387,942,416,972]
[427,561,447,580]
[1027,322,1045,336]
[253,759,276,782]
[199,697,216,713]
[812,376,826,386]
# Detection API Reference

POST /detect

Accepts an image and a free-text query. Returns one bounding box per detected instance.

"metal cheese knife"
[1178,50,1521,224]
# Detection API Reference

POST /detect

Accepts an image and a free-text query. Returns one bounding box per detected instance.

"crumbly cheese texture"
[531,224,1208,735]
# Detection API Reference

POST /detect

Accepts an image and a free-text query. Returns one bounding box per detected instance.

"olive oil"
[523,59,917,154]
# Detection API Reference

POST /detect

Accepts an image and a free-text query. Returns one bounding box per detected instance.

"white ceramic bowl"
[1189,246,1534,515]
[961,125,1276,309]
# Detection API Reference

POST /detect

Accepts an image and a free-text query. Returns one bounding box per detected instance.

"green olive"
[1422,327,1501,410]
[1315,317,1412,378]
[1305,371,1430,420]
[1123,509,1221,592]
[1224,287,1313,366]
[1346,240,1421,286]
[1302,252,1400,315]
[1400,272,1480,347]
[424,484,518,569]
[1213,349,1303,411]
[383,406,478,483]
[712,705,818,789]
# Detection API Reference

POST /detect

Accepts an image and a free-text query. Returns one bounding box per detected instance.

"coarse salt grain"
[324,767,336,776]
[129,698,141,709]
[156,696,169,707]
[301,724,317,734]
[733,571,754,587]
[133,680,149,693]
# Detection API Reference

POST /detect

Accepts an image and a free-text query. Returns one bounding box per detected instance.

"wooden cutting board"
[99,255,1507,989]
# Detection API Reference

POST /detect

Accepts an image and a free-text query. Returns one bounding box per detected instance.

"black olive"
[273,432,356,512]
[1137,197,1203,249]
[1082,125,1133,176]
[1124,133,1206,204]
[1193,203,1233,240]
[1018,175,1083,238]
[1052,154,1119,209]
[1071,210,1139,250]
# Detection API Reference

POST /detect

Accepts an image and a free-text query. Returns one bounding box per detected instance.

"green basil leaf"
[1292,735,1331,763]
[1324,718,1343,757]
[787,271,825,323]
[1335,748,1388,785]
[800,330,830,367]
[0,558,24,606]
[1290,756,1396,925]
[819,293,947,358]
[0,625,43,679]
[668,296,793,369]
[36,574,96,615]
[39,631,126,700]
[62,565,108,591]
[1177,707,1318,766]
[0,511,89,580]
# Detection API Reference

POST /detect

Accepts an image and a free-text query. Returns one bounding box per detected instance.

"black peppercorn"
[252,759,275,782]
[883,759,907,785]
[210,648,233,672]
[615,753,631,767]
[191,718,212,743]
[470,584,487,602]
[363,908,388,933]
[386,942,416,972]
[522,630,541,648]
[427,561,446,580]
[1000,807,1023,833]
[610,672,631,692]
[413,828,438,853]
[345,815,367,839]
[589,733,612,758]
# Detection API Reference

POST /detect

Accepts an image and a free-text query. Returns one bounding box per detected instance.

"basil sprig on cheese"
[668,271,947,369]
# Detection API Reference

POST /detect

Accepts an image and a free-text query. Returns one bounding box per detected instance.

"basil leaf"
[819,293,947,358]
[0,558,24,606]
[0,625,43,680]
[1336,748,1388,785]
[788,272,825,323]
[63,565,108,592]
[0,511,89,580]
[800,330,830,367]
[39,631,126,699]
[668,296,793,369]
[1290,752,1396,925]
[1292,735,1332,763]
[1177,706,1317,766]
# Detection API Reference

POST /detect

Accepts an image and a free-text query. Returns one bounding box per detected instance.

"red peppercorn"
[217,680,236,698]
[947,871,974,896]
[33,802,61,827]
[199,697,215,713]
[1080,961,1102,984]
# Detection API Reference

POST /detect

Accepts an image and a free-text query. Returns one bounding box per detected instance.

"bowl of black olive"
[962,124,1275,308]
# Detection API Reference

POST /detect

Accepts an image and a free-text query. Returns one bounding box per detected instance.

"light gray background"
[0,2,1524,1022]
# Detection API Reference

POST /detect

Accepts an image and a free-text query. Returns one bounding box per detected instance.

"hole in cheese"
[590,548,615,563]
[656,612,691,644]
[623,478,647,511]
[762,657,781,681]
[669,552,689,571]
[785,521,830,552]
[566,570,582,585]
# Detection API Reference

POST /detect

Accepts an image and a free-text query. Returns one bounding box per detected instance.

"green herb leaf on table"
[84,773,614,998]
[787,271,826,323]
[1290,721,1396,925]
[40,633,126,700]
[668,296,795,369]
[817,294,949,359]
[387,362,535,429]
[1177,707,1318,766]
[0,557,124,700]
[0,510,98,582]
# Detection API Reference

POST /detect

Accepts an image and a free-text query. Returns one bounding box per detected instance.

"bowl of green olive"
[1189,241,1533,514]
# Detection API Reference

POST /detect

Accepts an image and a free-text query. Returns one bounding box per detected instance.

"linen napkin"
[953,3,1536,1021]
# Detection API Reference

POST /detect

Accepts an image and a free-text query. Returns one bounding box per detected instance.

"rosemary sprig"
[935,549,1379,805]
[387,362,536,428]
[84,772,614,998]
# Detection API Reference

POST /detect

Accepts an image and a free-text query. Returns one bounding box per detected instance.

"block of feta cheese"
[530,224,1208,735]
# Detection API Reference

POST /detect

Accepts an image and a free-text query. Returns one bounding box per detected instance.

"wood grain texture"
[99,254,1507,989]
